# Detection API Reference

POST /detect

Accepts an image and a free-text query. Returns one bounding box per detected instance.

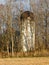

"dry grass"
[0,57,49,65]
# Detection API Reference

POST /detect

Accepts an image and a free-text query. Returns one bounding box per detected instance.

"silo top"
[20,11,34,20]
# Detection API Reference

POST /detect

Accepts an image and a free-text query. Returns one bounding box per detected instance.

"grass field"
[0,57,49,65]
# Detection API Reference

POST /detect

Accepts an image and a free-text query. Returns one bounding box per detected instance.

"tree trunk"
[7,44,9,57]
[11,35,14,57]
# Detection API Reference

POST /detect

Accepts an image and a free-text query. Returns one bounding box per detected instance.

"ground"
[0,57,49,65]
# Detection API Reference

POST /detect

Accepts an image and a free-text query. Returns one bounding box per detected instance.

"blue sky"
[0,0,39,4]
[0,0,5,4]
[0,0,37,4]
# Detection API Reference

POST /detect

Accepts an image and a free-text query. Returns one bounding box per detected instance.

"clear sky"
[0,0,39,4]
[0,0,5,4]
[0,0,38,4]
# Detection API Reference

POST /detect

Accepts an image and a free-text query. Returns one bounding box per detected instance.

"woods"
[0,0,49,57]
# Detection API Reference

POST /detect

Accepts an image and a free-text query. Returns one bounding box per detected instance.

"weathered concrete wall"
[20,14,35,52]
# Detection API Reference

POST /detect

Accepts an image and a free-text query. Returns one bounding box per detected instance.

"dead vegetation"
[0,57,49,65]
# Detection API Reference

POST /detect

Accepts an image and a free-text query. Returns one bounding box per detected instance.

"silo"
[20,11,35,52]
